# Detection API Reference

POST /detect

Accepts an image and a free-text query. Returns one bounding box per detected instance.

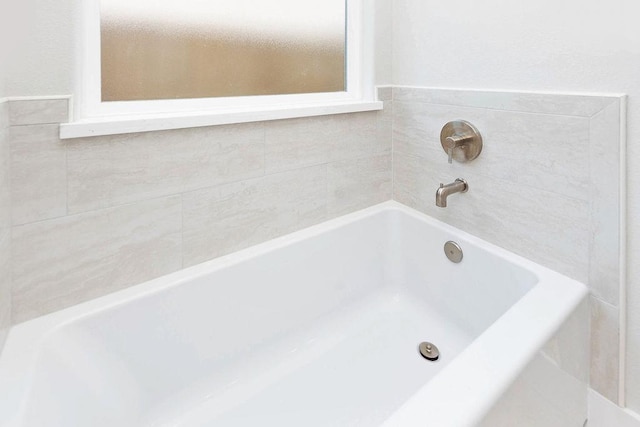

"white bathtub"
[0,202,587,427]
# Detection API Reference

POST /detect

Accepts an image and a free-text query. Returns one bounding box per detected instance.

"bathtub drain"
[418,342,440,361]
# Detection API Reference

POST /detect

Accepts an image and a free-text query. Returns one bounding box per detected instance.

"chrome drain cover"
[444,241,463,263]
[419,342,440,361]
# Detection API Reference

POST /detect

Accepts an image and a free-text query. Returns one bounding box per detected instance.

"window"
[61,0,380,139]
[100,0,346,102]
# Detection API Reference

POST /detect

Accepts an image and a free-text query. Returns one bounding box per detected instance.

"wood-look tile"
[0,228,11,348]
[328,153,392,216]
[393,87,618,117]
[589,101,622,306]
[9,98,69,126]
[0,125,10,228]
[10,124,67,225]
[67,123,265,214]
[182,165,328,267]
[11,196,183,322]
[393,101,591,201]
[264,116,332,174]
[264,111,388,174]
[590,296,620,403]
[393,150,590,282]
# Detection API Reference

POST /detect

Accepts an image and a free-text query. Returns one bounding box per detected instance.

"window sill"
[59,100,384,139]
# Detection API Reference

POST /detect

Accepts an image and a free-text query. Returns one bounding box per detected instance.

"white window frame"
[60,0,381,139]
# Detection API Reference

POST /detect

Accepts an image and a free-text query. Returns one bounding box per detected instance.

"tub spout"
[436,179,468,208]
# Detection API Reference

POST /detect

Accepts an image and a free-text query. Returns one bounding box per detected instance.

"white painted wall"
[393,0,640,412]
[0,65,6,99]
[0,71,6,99]
[0,35,6,98]
[374,0,393,85]
[0,0,12,98]
[4,0,74,97]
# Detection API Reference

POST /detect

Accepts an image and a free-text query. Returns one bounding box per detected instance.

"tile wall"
[0,100,10,349]
[392,86,624,403]
[7,89,392,323]
[2,86,625,409]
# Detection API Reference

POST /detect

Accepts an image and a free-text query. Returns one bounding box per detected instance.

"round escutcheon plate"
[440,120,483,163]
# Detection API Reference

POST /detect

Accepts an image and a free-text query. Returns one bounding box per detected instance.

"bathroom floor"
[148,289,472,427]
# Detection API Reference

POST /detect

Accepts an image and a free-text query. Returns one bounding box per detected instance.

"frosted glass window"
[100,0,347,102]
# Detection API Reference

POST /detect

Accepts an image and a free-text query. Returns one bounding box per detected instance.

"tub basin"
[0,202,587,426]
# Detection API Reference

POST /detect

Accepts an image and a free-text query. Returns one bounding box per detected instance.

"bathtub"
[0,201,587,427]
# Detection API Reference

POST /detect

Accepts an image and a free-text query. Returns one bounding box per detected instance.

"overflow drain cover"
[419,342,440,361]
[444,241,463,263]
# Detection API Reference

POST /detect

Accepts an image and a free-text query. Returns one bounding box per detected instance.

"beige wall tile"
[377,100,393,154]
[11,196,183,322]
[392,87,623,403]
[0,228,11,347]
[0,102,8,130]
[328,112,389,163]
[328,153,391,216]
[393,101,591,201]
[66,123,265,214]
[0,102,11,350]
[377,86,393,102]
[265,111,390,175]
[394,150,590,282]
[9,98,69,126]
[542,298,590,383]
[0,101,10,349]
[393,87,617,117]
[2,87,623,415]
[589,101,622,306]
[183,165,328,267]
[0,125,10,228]
[590,296,620,402]
[10,124,67,225]
[628,228,640,415]
[264,116,332,174]
[6,104,394,323]
[265,108,392,174]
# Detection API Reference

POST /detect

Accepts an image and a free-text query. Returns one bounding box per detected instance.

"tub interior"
[9,207,538,427]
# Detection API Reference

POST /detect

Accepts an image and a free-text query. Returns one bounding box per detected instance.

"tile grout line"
[62,152,390,226]
[13,159,345,231]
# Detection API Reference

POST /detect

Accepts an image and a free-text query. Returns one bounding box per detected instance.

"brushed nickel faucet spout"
[436,179,468,208]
